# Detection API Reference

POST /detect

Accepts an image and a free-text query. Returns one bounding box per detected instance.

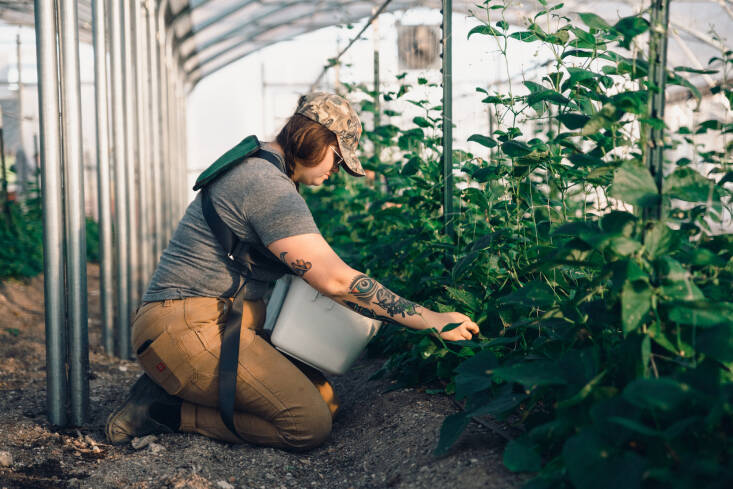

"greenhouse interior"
[0,0,731,488]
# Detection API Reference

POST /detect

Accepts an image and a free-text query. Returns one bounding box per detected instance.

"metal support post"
[181,73,188,212]
[177,70,186,215]
[59,0,89,425]
[93,0,114,354]
[147,0,162,265]
[441,0,453,236]
[134,0,150,293]
[162,32,174,241]
[172,73,179,219]
[644,0,671,222]
[123,0,140,332]
[34,0,67,427]
[110,0,131,359]
[16,34,27,196]
[373,8,381,157]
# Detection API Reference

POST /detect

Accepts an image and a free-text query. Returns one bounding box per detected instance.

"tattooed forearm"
[345,274,422,322]
[343,301,397,324]
[374,288,420,318]
[278,252,312,277]
[348,274,378,303]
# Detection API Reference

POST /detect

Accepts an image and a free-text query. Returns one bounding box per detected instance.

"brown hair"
[275,114,338,177]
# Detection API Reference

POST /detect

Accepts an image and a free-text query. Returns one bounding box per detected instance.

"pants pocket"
[136,329,194,396]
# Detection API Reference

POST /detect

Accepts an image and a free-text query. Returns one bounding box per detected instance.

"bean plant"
[0,178,100,279]
[304,1,732,487]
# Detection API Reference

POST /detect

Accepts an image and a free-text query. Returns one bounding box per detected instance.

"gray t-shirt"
[142,143,320,302]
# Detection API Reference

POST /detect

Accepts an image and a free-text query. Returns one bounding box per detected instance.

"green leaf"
[674,66,719,75]
[679,247,725,267]
[613,16,649,49]
[644,222,675,260]
[611,91,648,115]
[607,236,642,256]
[697,324,733,365]
[504,438,543,472]
[606,417,662,437]
[668,301,733,327]
[498,280,556,308]
[434,413,471,455]
[579,13,611,30]
[623,378,689,411]
[562,431,645,489]
[501,140,533,157]
[580,103,616,136]
[455,350,498,399]
[412,116,431,128]
[621,280,652,334]
[556,370,607,409]
[468,24,503,39]
[558,113,590,130]
[664,167,717,202]
[401,156,420,176]
[492,361,568,388]
[609,160,659,208]
[600,211,636,236]
[468,134,498,148]
[445,286,481,312]
[467,388,528,417]
[526,90,570,106]
[509,31,539,42]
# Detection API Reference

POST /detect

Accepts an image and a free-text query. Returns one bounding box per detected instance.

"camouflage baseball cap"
[295,92,365,177]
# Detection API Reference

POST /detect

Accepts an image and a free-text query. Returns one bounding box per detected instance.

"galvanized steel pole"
[34,0,67,427]
[123,0,140,334]
[110,0,131,359]
[171,67,180,221]
[148,0,163,263]
[177,70,186,215]
[93,0,114,354]
[441,0,453,236]
[59,0,90,425]
[163,31,174,241]
[134,0,150,293]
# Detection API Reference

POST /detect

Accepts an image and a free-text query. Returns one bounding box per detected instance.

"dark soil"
[0,265,524,489]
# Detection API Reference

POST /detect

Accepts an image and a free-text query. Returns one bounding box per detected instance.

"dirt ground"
[0,265,523,489]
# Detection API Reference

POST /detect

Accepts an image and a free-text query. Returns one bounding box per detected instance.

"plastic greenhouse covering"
[0,0,730,87]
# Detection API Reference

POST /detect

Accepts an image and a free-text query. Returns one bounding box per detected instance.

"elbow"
[316,270,354,298]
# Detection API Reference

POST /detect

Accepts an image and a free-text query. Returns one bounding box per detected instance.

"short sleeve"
[210,158,320,247]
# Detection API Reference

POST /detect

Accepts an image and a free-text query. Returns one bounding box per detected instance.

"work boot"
[105,374,181,444]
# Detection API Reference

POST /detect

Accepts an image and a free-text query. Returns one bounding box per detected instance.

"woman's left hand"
[436,312,480,341]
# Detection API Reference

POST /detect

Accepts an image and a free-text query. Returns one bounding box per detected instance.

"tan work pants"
[131,296,337,451]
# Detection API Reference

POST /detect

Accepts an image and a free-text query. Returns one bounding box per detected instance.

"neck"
[265,140,299,182]
[265,140,284,156]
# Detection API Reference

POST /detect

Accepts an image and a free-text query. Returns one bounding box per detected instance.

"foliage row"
[304,2,733,488]
[0,184,99,280]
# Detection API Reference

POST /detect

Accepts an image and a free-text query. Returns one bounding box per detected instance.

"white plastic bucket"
[263,275,382,375]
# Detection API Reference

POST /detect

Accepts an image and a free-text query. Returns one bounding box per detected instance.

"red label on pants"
[156,362,166,372]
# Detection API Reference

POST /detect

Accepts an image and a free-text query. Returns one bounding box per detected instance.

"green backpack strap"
[192,135,261,191]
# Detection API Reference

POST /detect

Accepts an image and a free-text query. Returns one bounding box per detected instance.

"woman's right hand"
[431,311,480,341]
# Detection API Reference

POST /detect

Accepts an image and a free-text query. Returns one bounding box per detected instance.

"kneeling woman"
[105,92,479,451]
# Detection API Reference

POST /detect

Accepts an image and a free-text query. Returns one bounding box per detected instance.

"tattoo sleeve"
[343,274,422,325]
[275,255,423,326]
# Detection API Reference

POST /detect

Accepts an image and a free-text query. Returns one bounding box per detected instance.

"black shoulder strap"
[200,148,292,442]
[201,149,291,276]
